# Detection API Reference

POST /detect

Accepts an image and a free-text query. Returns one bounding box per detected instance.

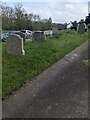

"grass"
[2,30,88,98]
[0,43,2,98]
[83,59,90,67]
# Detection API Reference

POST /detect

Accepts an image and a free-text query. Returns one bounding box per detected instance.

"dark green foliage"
[1,3,66,31]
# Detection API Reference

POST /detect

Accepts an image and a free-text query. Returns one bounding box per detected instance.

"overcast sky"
[1,0,90,23]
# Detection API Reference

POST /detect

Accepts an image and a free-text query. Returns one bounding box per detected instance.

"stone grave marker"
[33,31,46,41]
[77,22,85,34]
[52,27,59,38]
[7,34,25,55]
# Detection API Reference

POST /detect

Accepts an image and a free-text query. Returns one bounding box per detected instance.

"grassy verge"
[2,30,88,98]
[83,59,90,67]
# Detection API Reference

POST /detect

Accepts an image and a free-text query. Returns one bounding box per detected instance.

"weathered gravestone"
[33,31,46,41]
[77,22,85,34]
[52,27,59,38]
[7,34,25,55]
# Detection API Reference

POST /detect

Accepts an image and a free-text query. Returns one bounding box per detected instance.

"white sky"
[1,0,90,23]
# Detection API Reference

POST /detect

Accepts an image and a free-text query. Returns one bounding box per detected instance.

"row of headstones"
[7,28,59,56]
[6,23,87,56]
[12,29,59,43]
[33,29,59,41]
[67,20,88,34]
[27,28,59,42]
[70,21,87,34]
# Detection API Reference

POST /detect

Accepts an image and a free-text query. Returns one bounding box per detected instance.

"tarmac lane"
[2,40,89,118]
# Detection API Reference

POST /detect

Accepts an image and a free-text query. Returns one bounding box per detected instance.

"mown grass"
[2,30,88,98]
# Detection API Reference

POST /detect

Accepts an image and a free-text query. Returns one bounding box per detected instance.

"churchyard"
[2,30,88,98]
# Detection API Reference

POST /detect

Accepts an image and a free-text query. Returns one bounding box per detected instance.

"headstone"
[52,27,59,38]
[77,22,85,34]
[33,31,46,41]
[7,34,25,55]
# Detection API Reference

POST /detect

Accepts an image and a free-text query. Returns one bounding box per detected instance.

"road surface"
[2,40,89,118]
